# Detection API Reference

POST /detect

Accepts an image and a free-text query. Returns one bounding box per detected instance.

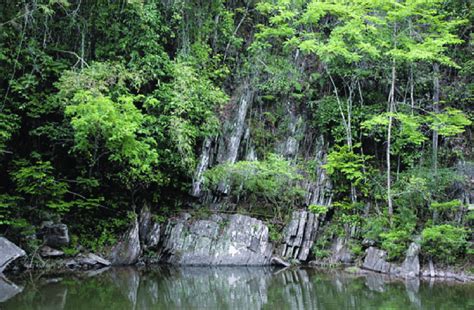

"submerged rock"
[0,237,26,273]
[281,210,319,261]
[40,223,70,248]
[159,213,273,265]
[109,218,141,265]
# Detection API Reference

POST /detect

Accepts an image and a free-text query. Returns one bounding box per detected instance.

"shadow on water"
[1,266,473,309]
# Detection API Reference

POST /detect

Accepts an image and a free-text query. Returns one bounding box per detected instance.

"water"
[1,267,473,309]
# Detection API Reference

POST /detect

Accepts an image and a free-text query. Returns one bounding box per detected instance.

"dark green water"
[1,267,473,309]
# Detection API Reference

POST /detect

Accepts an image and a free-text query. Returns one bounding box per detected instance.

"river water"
[1,266,473,309]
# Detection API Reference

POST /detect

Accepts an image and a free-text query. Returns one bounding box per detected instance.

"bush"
[204,154,304,209]
[380,229,412,261]
[421,224,468,264]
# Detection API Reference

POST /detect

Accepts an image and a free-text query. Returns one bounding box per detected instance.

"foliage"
[204,154,304,209]
[421,225,468,264]
[309,204,329,216]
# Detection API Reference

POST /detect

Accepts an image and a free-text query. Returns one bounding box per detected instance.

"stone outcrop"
[159,213,273,265]
[138,205,161,249]
[109,218,141,265]
[281,210,320,261]
[0,237,26,273]
[329,237,353,264]
[40,223,70,248]
[362,243,420,278]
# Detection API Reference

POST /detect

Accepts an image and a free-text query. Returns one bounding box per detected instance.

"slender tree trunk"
[432,63,440,174]
[387,62,396,223]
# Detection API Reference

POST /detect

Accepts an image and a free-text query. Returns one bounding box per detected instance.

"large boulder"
[109,218,141,265]
[400,242,420,278]
[362,244,421,278]
[40,223,70,248]
[0,237,26,273]
[159,213,273,265]
[362,247,392,274]
[281,210,320,261]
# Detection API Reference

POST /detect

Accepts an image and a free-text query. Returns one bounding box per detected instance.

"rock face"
[329,237,353,264]
[40,223,70,248]
[400,242,420,278]
[159,213,273,265]
[0,237,26,273]
[362,243,420,278]
[281,210,320,261]
[109,218,141,265]
[138,205,161,249]
[362,247,392,274]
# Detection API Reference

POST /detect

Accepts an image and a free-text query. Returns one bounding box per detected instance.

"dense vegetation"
[0,0,472,266]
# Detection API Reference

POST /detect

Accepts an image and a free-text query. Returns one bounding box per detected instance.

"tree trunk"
[387,62,396,223]
[432,63,440,174]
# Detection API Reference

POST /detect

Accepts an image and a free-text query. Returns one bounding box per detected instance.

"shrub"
[380,229,412,261]
[421,224,468,264]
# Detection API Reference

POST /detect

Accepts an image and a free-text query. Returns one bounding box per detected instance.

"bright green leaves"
[65,91,160,186]
[11,158,71,214]
[324,144,370,189]
[421,224,468,263]
[204,154,304,209]
[150,61,228,173]
[362,112,427,156]
[427,108,472,137]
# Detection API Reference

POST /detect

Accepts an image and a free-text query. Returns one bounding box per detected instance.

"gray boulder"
[40,223,70,248]
[138,205,161,248]
[362,244,421,278]
[109,218,141,265]
[362,247,392,274]
[0,237,26,273]
[400,242,420,278]
[329,237,353,264]
[159,213,273,265]
[281,210,320,261]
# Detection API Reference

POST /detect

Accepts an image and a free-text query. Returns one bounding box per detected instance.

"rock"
[66,253,111,269]
[40,223,70,248]
[400,242,420,278]
[271,256,291,267]
[145,222,160,248]
[0,275,23,302]
[281,210,319,261]
[139,205,152,242]
[0,237,26,273]
[40,246,64,258]
[329,237,353,264]
[109,218,141,265]
[159,213,273,265]
[362,247,392,274]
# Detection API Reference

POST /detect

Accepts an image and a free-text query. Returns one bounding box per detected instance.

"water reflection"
[2,267,473,309]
